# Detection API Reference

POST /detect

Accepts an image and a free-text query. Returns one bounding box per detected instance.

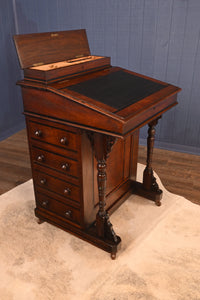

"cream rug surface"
[0,164,200,300]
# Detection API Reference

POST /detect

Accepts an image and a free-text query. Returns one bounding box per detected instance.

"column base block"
[132,181,163,206]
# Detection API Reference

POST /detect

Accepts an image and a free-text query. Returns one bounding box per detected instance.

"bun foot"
[155,199,161,206]
[37,218,44,224]
[111,252,116,260]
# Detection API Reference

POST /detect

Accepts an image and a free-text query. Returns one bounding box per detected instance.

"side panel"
[82,132,139,226]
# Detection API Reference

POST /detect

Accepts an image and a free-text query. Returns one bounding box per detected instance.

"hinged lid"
[13,29,91,69]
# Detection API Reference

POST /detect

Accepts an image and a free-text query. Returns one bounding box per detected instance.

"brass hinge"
[75,54,84,58]
[51,33,58,37]
[32,62,44,67]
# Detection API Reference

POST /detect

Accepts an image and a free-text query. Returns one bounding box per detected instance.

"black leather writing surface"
[67,70,166,110]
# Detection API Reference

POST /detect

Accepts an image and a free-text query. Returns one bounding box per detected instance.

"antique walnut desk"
[14,29,181,259]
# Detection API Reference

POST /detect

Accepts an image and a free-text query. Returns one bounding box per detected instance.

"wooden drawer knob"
[41,200,49,208]
[63,187,71,195]
[37,154,45,162]
[65,210,72,218]
[40,178,46,185]
[34,130,42,137]
[61,163,70,171]
[60,137,68,145]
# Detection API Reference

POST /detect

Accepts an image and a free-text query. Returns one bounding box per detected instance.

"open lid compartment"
[14,29,111,83]
[13,29,91,69]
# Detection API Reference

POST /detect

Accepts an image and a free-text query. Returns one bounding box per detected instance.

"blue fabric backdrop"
[1,0,200,155]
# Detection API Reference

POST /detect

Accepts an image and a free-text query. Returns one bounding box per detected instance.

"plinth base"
[35,208,121,259]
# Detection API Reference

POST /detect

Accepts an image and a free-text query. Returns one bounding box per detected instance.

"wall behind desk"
[1,0,200,155]
[0,0,25,141]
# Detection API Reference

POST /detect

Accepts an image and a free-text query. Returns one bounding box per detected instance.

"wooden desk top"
[19,66,181,137]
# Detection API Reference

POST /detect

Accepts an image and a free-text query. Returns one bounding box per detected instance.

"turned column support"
[132,117,163,206]
[142,117,163,205]
[87,132,120,248]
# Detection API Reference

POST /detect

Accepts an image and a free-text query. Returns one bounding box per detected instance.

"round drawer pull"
[65,210,72,218]
[37,154,45,162]
[63,187,71,195]
[40,178,46,185]
[41,200,49,207]
[61,163,70,171]
[34,130,42,137]
[60,137,68,145]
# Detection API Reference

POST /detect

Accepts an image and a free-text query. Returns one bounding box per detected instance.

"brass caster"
[37,218,44,224]
[155,200,161,206]
[111,252,116,260]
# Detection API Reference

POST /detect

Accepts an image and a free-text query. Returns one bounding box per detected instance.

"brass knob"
[61,163,70,171]
[60,137,68,145]
[37,154,44,162]
[34,130,42,137]
[40,178,46,185]
[65,210,72,218]
[41,200,48,207]
[63,187,71,195]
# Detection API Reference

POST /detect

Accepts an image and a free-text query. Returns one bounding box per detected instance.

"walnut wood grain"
[13,29,181,259]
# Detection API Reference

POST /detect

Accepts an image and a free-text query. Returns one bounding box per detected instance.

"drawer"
[28,120,79,151]
[31,146,80,178]
[36,192,81,226]
[34,169,81,203]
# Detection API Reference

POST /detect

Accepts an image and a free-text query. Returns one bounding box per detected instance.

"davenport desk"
[14,29,181,259]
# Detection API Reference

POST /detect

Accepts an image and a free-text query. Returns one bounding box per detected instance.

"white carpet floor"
[0,164,199,300]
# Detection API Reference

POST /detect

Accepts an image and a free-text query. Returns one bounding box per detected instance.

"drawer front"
[36,192,81,225]
[31,146,80,178]
[28,120,79,151]
[34,169,81,203]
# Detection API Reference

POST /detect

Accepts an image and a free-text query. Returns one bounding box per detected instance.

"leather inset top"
[67,70,166,111]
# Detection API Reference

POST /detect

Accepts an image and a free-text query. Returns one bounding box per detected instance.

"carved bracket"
[86,132,116,161]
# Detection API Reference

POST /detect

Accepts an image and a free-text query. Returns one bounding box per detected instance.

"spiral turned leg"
[87,132,121,258]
